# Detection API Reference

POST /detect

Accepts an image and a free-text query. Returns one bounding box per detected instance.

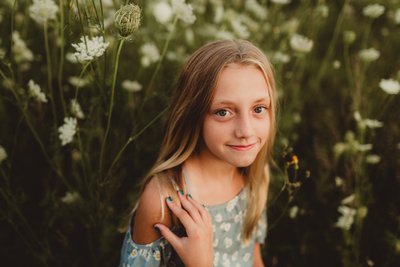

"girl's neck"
[182,153,245,206]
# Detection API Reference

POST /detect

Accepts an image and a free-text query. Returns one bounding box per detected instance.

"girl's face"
[201,63,271,168]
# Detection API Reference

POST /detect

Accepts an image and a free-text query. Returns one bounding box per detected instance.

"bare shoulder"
[132,176,174,244]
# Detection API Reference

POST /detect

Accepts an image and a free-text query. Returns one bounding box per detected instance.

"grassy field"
[0,0,399,266]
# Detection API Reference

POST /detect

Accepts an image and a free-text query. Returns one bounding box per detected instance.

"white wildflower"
[395,9,400,24]
[70,99,84,119]
[68,76,90,88]
[29,0,59,25]
[333,60,341,69]
[65,52,79,64]
[140,43,160,67]
[153,1,173,24]
[359,48,380,62]
[362,4,385,19]
[171,0,196,24]
[122,80,142,92]
[356,143,373,152]
[12,31,34,64]
[354,111,362,121]
[290,34,313,53]
[271,0,291,5]
[273,52,290,63]
[379,79,400,95]
[335,176,344,187]
[245,0,268,20]
[61,191,80,204]
[0,146,7,164]
[366,154,381,164]
[335,205,356,230]
[364,119,383,128]
[58,117,77,146]
[288,205,299,219]
[28,80,47,103]
[341,194,355,205]
[231,19,250,39]
[71,36,109,63]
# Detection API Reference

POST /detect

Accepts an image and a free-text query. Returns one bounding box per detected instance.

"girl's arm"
[133,178,214,267]
[253,243,265,267]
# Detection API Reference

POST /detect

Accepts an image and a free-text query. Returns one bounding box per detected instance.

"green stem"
[74,62,91,100]
[58,0,67,114]
[315,0,348,84]
[44,21,57,125]
[99,39,125,178]
[143,16,178,103]
[104,107,167,181]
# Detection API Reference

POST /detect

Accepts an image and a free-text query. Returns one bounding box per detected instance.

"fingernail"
[187,193,193,199]
[178,189,184,195]
[167,196,173,202]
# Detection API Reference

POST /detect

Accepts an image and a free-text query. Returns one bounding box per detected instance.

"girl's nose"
[234,114,254,139]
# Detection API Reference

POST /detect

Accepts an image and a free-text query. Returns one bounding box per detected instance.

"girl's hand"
[154,191,214,267]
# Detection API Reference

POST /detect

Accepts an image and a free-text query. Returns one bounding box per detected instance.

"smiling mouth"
[228,144,256,151]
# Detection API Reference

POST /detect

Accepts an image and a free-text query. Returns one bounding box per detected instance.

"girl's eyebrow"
[212,97,271,106]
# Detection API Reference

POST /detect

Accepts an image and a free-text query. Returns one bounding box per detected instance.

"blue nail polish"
[167,196,173,202]
[187,193,193,199]
[179,189,184,195]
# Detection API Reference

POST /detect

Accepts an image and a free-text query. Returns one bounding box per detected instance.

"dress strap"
[182,167,192,195]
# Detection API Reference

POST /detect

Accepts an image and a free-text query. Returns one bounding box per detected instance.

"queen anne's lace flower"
[68,76,90,88]
[379,78,400,95]
[122,80,142,92]
[395,9,400,24]
[28,79,47,103]
[271,0,291,4]
[114,4,141,38]
[61,191,80,204]
[359,48,380,62]
[70,100,85,119]
[171,0,196,24]
[58,117,77,146]
[12,31,34,64]
[290,34,313,53]
[362,4,385,19]
[140,43,160,67]
[29,0,59,25]
[71,36,109,63]
[335,205,356,230]
[153,1,173,24]
[0,146,7,164]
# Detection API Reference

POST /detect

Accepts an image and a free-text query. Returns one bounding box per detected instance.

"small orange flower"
[292,155,299,165]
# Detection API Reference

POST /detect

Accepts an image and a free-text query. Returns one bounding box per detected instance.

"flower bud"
[114,4,141,38]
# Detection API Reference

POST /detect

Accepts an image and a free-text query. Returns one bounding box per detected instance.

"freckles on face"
[200,63,271,167]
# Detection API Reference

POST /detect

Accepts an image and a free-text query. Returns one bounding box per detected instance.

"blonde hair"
[134,39,277,240]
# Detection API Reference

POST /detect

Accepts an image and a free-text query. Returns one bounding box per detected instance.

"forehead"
[211,63,270,103]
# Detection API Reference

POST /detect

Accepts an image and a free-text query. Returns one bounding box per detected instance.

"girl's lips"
[228,143,255,151]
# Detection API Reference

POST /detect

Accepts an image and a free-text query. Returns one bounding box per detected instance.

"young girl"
[119,39,277,267]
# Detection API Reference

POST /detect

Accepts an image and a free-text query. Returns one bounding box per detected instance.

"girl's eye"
[215,109,231,117]
[254,106,267,114]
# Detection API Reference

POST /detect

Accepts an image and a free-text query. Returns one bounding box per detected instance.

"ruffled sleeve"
[119,225,172,267]
[255,210,268,244]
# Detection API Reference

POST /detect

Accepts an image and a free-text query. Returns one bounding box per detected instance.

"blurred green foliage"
[0,0,399,266]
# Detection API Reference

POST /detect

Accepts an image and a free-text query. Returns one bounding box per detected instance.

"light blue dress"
[119,186,267,267]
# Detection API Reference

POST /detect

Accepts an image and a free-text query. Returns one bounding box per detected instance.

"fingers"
[154,223,182,251]
[186,195,212,224]
[177,190,203,224]
[166,196,195,229]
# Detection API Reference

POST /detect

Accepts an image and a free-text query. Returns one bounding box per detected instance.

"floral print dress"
[119,186,267,267]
